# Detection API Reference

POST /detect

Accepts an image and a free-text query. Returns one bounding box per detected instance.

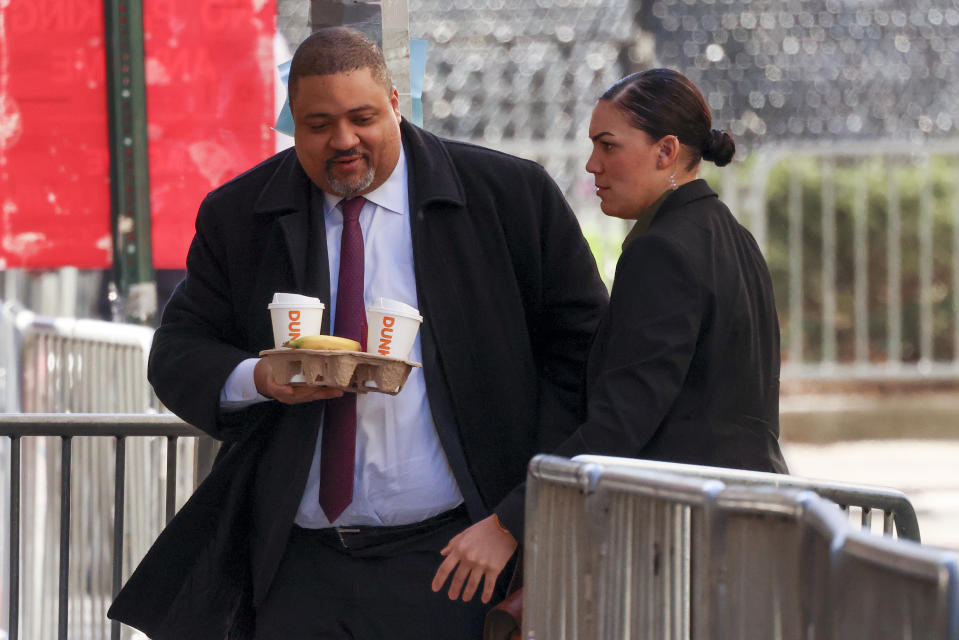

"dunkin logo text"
[288,310,301,339]
[378,316,396,355]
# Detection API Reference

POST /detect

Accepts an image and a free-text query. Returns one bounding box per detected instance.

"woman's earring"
[669,171,678,191]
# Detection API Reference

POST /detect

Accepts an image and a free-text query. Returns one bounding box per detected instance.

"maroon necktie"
[319,196,367,522]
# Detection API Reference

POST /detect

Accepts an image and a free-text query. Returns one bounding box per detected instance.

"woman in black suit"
[552,68,788,473]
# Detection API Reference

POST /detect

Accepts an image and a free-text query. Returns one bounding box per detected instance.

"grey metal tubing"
[0,413,202,438]
[166,436,177,523]
[111,436,126,640]
[9,435,20,640]
[574,454,921,542]
[59,436,72,640]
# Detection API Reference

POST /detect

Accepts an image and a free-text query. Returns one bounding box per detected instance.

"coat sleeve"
[148,196,268,441]
[528,167,609,448]
[493,168,609,536]
[554,234,703,458]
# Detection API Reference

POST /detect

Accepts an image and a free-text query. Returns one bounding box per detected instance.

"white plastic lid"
[268,292,324,309]
[368,297,422,321]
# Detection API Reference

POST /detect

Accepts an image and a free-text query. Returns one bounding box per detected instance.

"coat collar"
[654,178,717,220]
[399,119,466,213]
[252,147,312,218]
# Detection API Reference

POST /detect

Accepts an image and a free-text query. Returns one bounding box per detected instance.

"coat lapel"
[253,148,331,326]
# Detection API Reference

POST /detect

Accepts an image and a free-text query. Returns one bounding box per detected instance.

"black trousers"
[255,507,508,639]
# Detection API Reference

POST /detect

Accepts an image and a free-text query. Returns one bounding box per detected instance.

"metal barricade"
[708,486,809,639]
[524,455,958,640]
[1,414,208,640]
[831,529,959,640]
[525,455,721,639]
[574,454,920,541]
[0,305,217,640]
[15,308,159,414]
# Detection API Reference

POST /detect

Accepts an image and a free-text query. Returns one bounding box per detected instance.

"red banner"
[0,0,276,270]
[0,0,111,269]
[145,0,276,268]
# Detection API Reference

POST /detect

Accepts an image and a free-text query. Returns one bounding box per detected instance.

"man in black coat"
[108,27,607,639]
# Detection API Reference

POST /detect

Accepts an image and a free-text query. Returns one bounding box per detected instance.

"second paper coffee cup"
[366,298,422,360]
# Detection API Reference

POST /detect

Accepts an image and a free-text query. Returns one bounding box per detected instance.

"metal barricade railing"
[525,455,721,639]
[574,454,921,541]
[524,455,958,640]
[832,528,959,640]
[708,486,809,639]
[0,303,221,640]
[0,414,209,640]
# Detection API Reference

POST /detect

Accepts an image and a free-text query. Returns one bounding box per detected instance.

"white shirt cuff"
[219,357,271,410]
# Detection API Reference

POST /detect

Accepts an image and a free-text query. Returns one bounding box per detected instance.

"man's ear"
[390,86,402,122]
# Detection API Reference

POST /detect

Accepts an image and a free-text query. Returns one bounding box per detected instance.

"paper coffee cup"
[268,293,325,348]
[366,298,422,360]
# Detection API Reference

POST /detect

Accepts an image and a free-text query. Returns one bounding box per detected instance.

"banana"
[286,334,362,351]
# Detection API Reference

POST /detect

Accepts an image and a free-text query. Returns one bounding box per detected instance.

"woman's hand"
[431,514,518,603]
[254,358,344,404]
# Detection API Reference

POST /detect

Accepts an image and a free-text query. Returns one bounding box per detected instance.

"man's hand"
[431,514,518,604]
[254,358,344,404]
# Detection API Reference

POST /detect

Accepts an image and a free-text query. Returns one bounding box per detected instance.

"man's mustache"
[328,148,368,162]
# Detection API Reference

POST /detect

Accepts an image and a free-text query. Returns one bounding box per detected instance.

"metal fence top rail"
[572,454,922,541]
[0,413,201,438]
[529,454,726,506]
[8,305,156,350]
[843,527,959,580]
[573,454,908,502]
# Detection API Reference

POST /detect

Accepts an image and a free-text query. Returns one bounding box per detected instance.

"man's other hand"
[431,514,518,603]
[254,358,344,404]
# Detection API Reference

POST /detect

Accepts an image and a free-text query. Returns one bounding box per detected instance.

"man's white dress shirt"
[219,147,464,527]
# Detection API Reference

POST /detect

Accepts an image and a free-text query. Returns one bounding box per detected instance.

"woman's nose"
[585,153,600,175]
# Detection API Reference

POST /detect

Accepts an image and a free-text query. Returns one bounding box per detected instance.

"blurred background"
[2,0,959,636]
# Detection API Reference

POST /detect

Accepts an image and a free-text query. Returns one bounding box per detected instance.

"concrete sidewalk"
[782,439,959,550]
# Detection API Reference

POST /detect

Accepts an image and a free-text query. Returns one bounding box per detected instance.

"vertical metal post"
[111,436,126,640]
[58,437,72,640]
[887,165,902,367]
[104,0,157,324]
[918,156,933,367]
[788,172,804,368]
[381,0,412,118]
[853,174,869,365]
[953,170,959,367]
[821,160,837,369]
[9,436,20,640]
[165,436,177,523]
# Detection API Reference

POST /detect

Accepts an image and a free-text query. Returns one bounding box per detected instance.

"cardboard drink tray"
[258,348,421,395]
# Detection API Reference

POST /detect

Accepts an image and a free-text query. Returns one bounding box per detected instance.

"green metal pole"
[104,0,157,324]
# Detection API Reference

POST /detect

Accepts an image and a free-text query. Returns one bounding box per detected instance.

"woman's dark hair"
[600,69,735,168]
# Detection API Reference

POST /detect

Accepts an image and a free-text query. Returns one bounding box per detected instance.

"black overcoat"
[108,120,608,639]
[553,179,788,472]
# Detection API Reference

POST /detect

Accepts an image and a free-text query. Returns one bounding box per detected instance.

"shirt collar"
[323,143,408,216]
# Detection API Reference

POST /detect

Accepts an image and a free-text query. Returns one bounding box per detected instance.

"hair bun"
[702,129,735,167]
